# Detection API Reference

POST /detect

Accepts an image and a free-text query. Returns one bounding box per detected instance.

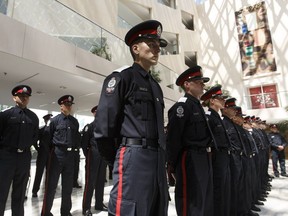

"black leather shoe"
[73,184,82,188]
[83,209,92,216]
[254,200,264,205]
[281,173,288,177]
[275,173,279,177]
[258,197,266,202]
[95,203,108,211]
[251,205,261,212]
[247,210,259,216]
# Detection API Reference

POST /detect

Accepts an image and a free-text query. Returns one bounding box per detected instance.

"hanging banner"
[235,1,277,77]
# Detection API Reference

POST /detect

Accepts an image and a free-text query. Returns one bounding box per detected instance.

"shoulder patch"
[178,97,187,103]
[176,105,184,118]
[105,76,120,94]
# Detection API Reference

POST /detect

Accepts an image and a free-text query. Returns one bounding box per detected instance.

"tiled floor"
[4,159,288,216]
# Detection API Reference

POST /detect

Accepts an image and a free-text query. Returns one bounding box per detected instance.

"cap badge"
[157,25,162,37]
[68,96,72,101]
[23,87,27,92]
[176,106,184,118]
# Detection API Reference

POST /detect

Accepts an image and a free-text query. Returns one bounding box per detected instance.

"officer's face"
[13,94,30,108]
[184,79,205,98]
[222,107,236,118]
[132,39,160,67]
[60,102,72,115]
[211,95,225,109]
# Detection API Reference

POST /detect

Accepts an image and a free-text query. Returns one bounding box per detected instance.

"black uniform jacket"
[268,132,287,150]
[94,63,165,163]
[0,106,39,149]
[222,116,245,154]
[81,121,97,157]
[206,108,230,149]
[167,94,212,170]
[48,113,80,148]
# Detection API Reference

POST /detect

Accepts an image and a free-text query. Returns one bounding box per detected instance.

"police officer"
[268,124,288,177]
[0,85,39,216]
[167,66,214,216]
[200,85,231,216]
[41,95,80,216]
[94,20,169,216]
[82,106,107,216]
[221,98,246,216]
[32,113,53,198]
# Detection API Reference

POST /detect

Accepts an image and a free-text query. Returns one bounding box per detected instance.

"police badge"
[106,77,117,94]
[176,106,184,118]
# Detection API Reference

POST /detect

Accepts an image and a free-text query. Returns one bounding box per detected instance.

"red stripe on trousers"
[116,147,126,216]
[182,151,187,216]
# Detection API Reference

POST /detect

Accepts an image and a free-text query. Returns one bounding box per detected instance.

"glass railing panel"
[1,0,180,92]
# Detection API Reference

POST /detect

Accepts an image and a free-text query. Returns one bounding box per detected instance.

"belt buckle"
[228,150,231,155]
[17,149,24,153]
[206,147,211,153]
[240,152,243,156]
[67,148,72,151]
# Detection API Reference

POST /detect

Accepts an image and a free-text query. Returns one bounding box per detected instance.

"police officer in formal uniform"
[41,95,80,216]
[82,106,107,216]
[32,113,53,198]
[268,124,288,177]
[94,20,169,216]
[0,85,39,216]
[200,85,231,216]
[233,107,259,216]
[167,66,214,216]
[221,98,246,216]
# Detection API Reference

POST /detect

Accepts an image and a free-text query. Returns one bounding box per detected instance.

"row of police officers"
[0,19,285,216]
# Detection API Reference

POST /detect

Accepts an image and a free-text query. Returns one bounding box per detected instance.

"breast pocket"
[133,91,154,120]
[55,124,67,142]
[190,113,207,138]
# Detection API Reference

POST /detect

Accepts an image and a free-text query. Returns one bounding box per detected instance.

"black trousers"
[82,146,107,212]
[230,153,245,216]
[32,147,49,194]
[0,150,31,216]
[175,150,213,216]
[271,149,286,175]
[41,148,75,216]
[212,151,231,216]
[73,150,80,185]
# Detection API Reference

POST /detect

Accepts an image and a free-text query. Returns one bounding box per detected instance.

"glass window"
[248,84,279,109]
[157,0,176,9]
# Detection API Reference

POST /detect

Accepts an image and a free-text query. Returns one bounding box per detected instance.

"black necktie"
[148,74,165,150]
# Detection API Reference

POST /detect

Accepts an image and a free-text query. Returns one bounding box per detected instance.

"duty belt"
[230,149,243,156]
[212,147,231,154]
[185,145,211,153]
[0,146,30,153]
[55,146,78,152]
[121,137,158,149]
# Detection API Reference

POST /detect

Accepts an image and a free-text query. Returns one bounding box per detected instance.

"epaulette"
[113,65,131,73]
[205,110,211,115]
[0,106,13,112]
[178,97,187,103]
